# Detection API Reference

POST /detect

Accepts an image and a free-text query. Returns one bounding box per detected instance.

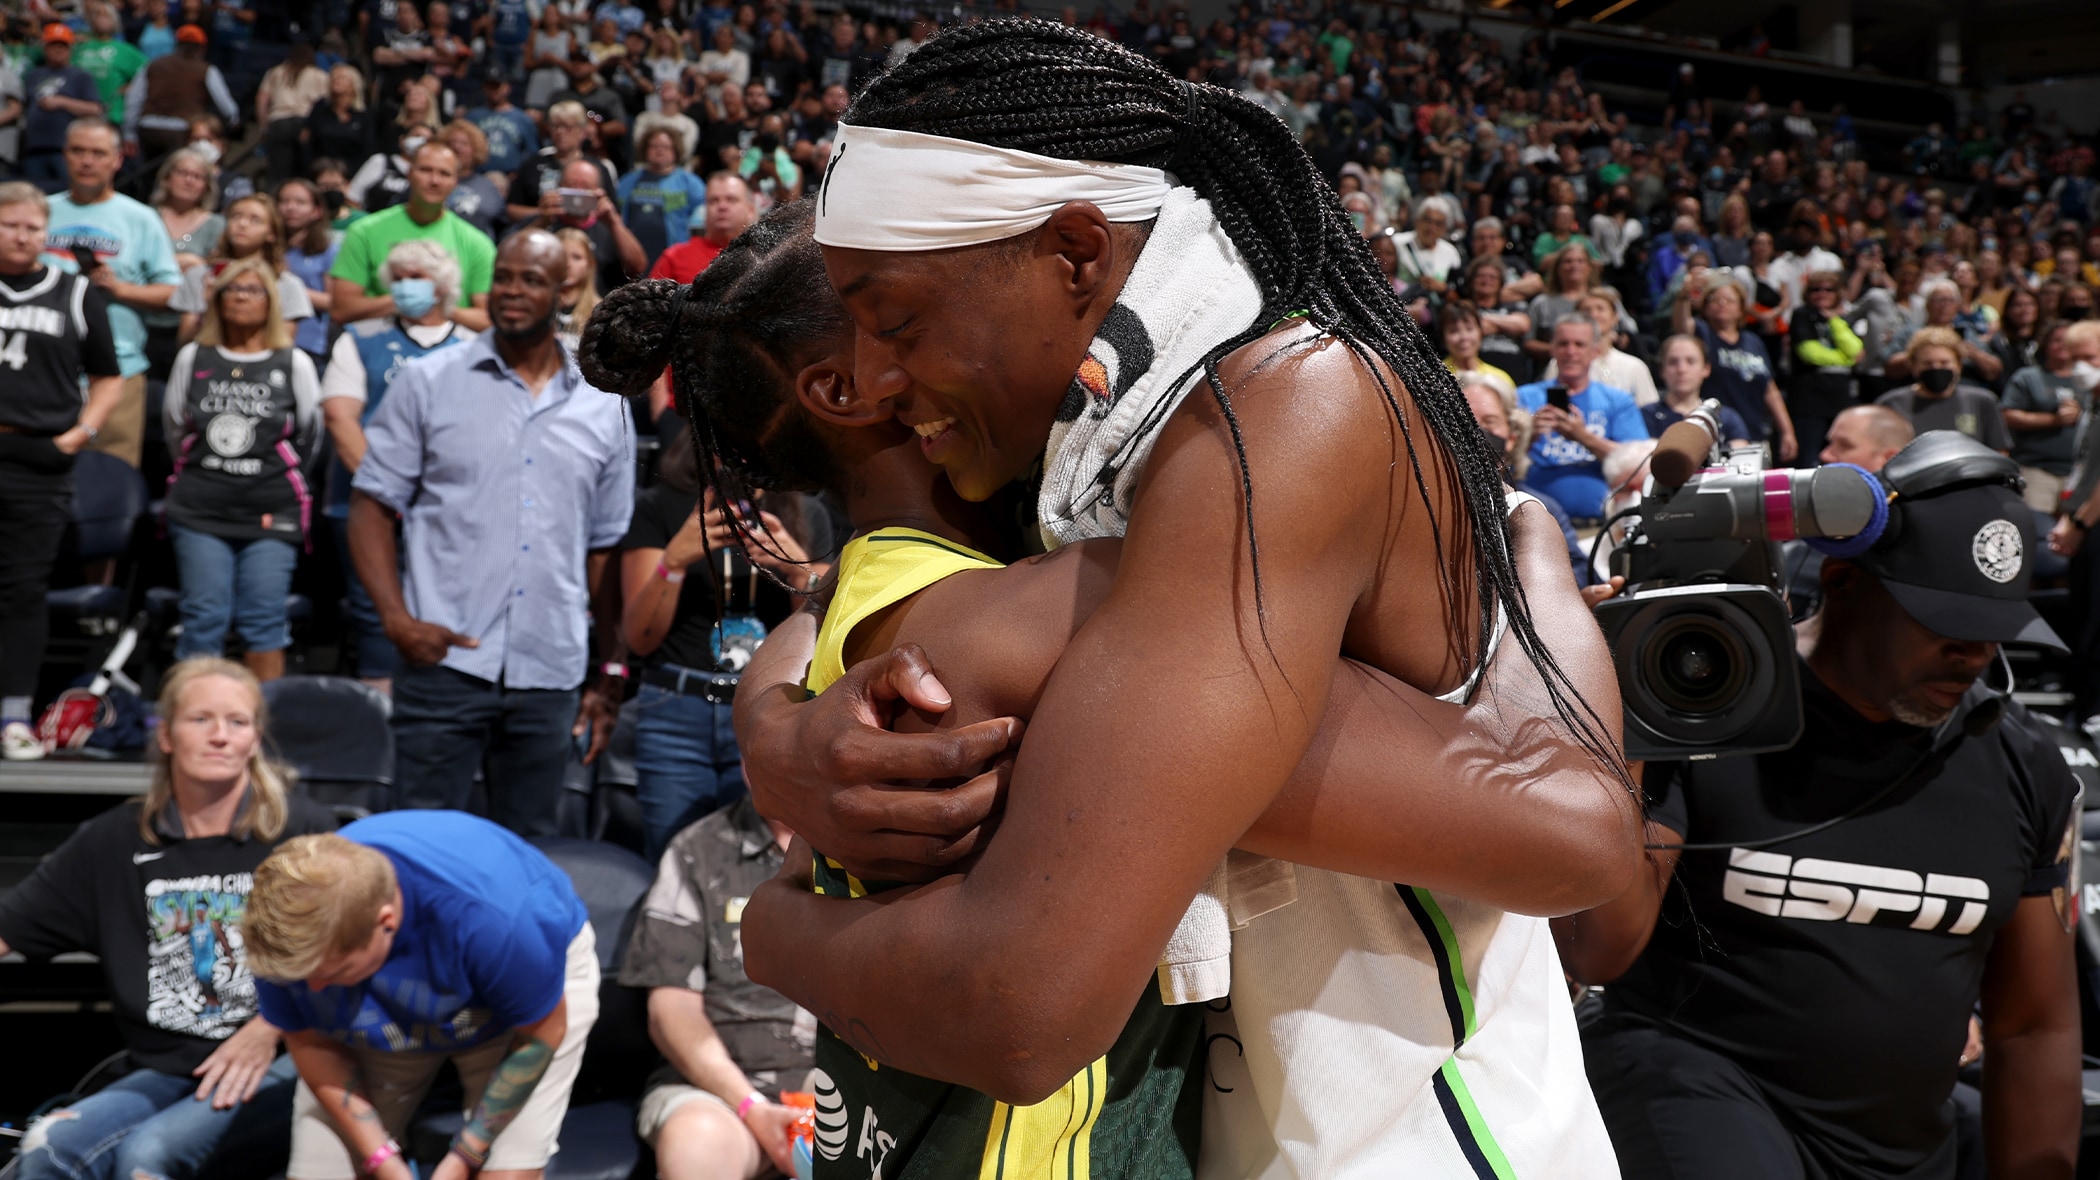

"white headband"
[812,123,1172,253]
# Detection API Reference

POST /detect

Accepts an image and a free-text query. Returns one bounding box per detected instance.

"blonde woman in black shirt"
[0,657,335,1179]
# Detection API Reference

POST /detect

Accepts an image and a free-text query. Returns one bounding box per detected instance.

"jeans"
[168,526,299,661]
[327,515,400,679]
[16,1054,297,1180]
[391,662,578,837]
[0,446,74,700]
[632,674,747,860]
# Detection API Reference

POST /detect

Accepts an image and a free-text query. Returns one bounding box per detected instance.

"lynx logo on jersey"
[1722,847,1991,935]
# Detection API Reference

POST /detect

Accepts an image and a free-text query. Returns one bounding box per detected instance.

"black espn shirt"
[0,266,121,435]
[1605,658,2079,1175]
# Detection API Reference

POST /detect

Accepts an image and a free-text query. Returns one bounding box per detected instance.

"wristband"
[449,1134,490,1170]
[362,1139,402,1175]
[600,661,630,679]
[737,1091,761,1121]
[657,560,686,584]
[78,422,98,441]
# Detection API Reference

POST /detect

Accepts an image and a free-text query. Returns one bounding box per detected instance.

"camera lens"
[1642,616,1748,714]
[1660,631,1729,703]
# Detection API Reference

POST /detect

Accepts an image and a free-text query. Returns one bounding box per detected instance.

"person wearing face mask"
[318,239,472,695]
[328,140,494,330]
[1876,329,2011,455]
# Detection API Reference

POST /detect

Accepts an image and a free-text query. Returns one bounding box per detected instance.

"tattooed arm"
[282,1029,415,1180]
[438,999,567,1178]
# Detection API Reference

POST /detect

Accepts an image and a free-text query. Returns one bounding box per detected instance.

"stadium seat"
[261,675,395,818]
[406,839,659,1180]
[44,452,148,637]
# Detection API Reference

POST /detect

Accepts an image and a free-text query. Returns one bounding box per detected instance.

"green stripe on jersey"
[1439,1057,1519,1180]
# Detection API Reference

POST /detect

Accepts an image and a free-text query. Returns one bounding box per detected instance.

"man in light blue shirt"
[1515,316,1646,520]
[41,118,179,469]
[349,230,634,836]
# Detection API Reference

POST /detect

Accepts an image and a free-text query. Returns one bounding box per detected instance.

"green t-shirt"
[328,205,495,304]
[74,38,145,123]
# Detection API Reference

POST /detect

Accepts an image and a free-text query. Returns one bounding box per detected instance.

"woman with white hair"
[1891,277,2007,388]
[0,657,336,1180]
[318,238,471,693]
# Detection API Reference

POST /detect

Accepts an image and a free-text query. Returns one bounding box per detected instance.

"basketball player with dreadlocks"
[607,22,1637,1177]
[583,200,1621,1176]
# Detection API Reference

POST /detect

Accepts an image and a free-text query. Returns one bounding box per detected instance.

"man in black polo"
[1556,431,2082,1179]
[620,800,813,1180]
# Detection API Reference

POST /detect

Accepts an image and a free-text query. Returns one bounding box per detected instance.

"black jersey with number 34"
[0,266,121,436]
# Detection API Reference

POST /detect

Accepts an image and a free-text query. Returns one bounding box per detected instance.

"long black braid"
[848,19,1623,774]
[579,200,847,573]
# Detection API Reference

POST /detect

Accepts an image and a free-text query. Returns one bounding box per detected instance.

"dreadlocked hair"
[578,200,847,574]
[848,19,1623,776]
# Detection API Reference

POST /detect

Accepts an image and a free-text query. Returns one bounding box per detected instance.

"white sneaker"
[2,720,45,761]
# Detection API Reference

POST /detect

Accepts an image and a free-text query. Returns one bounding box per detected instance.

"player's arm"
[743,346,1451,1104]
[877,504,1638,917]
[1978,895,2080,1178]
[1243,497,1637,914]
[1550,810,1681,985]
[283,1029,415,1180]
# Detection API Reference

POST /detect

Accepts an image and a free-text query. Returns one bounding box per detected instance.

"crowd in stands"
[1,0,2099,1175]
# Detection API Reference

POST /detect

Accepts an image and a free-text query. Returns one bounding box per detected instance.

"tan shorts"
[287,925,600,1179]
[634,1067,814,1148]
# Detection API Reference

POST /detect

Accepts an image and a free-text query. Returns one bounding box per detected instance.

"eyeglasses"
[220,285,269,300]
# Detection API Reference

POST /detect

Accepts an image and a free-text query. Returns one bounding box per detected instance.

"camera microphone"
[1650,413,1719,491]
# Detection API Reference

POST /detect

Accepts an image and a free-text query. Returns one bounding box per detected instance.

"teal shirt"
[43,192,182,379]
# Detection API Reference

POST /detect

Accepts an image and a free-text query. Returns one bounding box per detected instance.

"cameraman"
[1556,433,2082,1179]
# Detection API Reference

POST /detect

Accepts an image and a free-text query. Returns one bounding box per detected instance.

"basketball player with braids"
[592,22,1637,1176]
[584,200,1623,1176]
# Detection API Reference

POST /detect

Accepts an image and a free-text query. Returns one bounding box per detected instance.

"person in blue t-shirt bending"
[243,812,598,1180]
[1516,316,1646,519]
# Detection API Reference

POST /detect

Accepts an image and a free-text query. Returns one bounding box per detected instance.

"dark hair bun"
[579,279,682,400]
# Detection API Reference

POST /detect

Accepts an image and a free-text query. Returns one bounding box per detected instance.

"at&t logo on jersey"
[1722,848,1991,934]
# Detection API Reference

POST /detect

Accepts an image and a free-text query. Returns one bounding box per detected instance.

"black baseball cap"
[1851,432,2066,651]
